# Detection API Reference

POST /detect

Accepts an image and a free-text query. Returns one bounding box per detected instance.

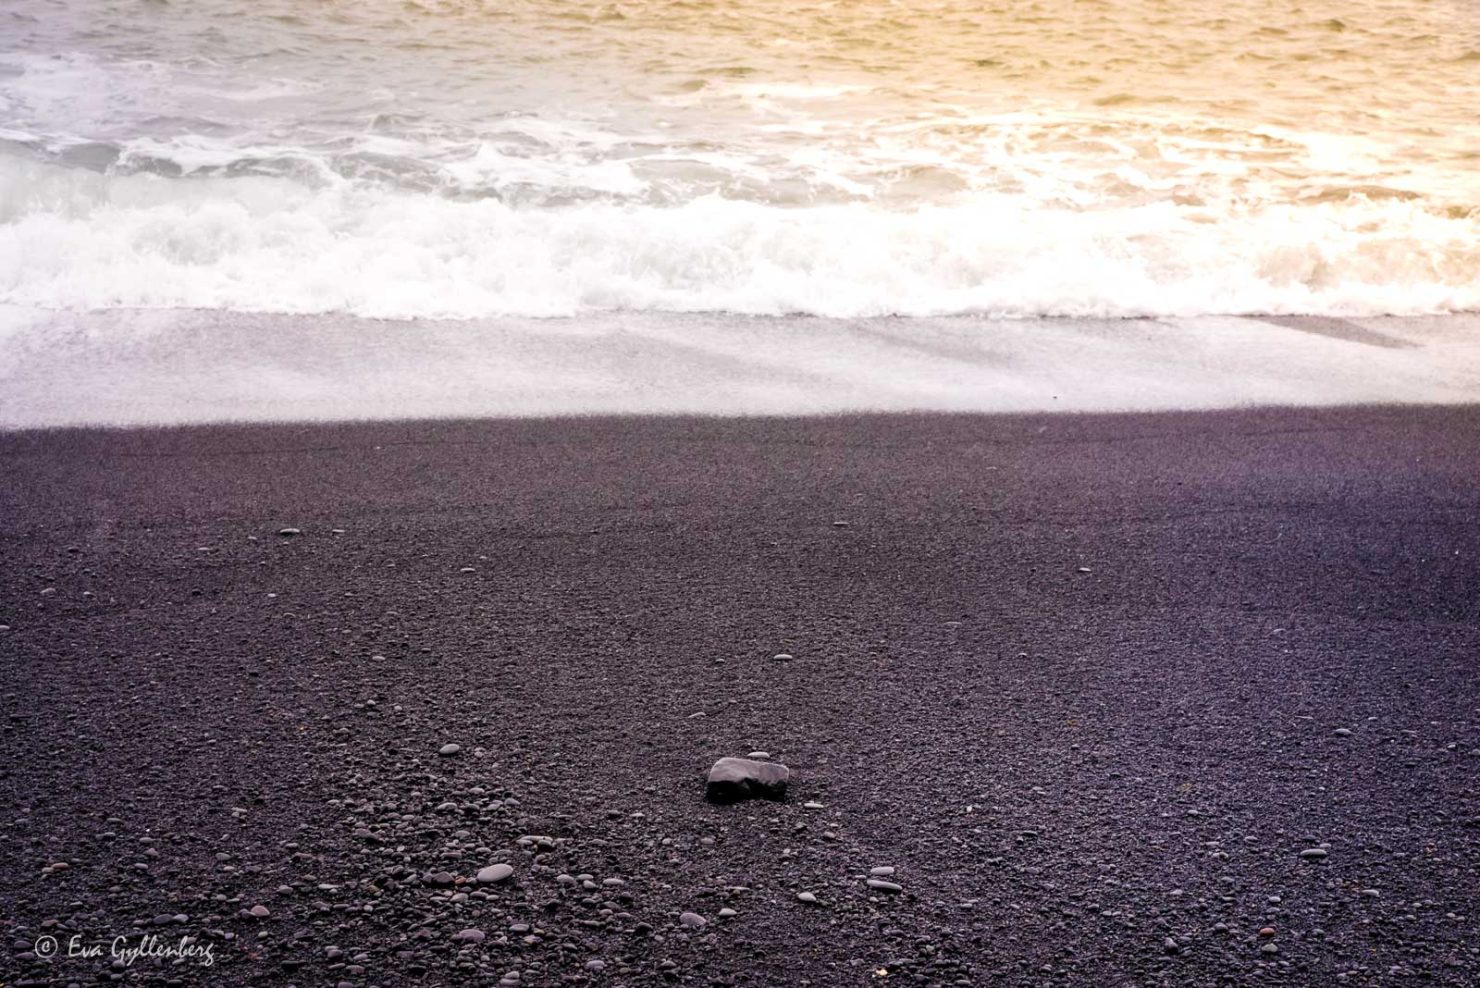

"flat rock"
[679,911,707,927]
[867,879,903,893]
[438,743,462,756]
[453,928,486,943]
[705,757,789,803]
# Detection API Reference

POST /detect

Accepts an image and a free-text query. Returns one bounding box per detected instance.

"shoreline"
[3,405,1478,985]
[3,307,1479,429]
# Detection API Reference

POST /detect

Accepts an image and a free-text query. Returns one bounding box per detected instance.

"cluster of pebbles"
[4,743,941,988]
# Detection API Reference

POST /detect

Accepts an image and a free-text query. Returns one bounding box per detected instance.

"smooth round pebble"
[477,863,514,884]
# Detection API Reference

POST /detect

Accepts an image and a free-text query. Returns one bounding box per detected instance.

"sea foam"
[1,159,1475,320]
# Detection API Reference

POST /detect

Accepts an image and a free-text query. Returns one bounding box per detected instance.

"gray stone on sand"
[477,863,514,884]
[705,756,789,803]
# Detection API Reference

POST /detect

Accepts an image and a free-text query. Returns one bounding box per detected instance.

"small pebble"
[797,892,818,904]
[438,743,462,757]
[679,911,706,927]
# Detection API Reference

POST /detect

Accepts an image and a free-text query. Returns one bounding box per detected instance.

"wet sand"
[2,405,1478,986]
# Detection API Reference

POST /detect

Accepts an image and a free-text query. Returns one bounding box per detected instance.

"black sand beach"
[2,405,1478,986]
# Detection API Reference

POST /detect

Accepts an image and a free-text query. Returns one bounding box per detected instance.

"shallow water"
[1,0,1477,318]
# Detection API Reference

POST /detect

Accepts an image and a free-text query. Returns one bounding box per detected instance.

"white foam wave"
[0,159,1475,319]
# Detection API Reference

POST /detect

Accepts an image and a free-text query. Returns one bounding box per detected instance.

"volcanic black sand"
[1,406,1478,987]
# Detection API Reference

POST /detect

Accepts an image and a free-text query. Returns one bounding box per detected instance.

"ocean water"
[0,0,1477,319]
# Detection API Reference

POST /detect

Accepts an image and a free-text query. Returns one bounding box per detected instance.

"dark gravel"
[1,405,1478,987]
